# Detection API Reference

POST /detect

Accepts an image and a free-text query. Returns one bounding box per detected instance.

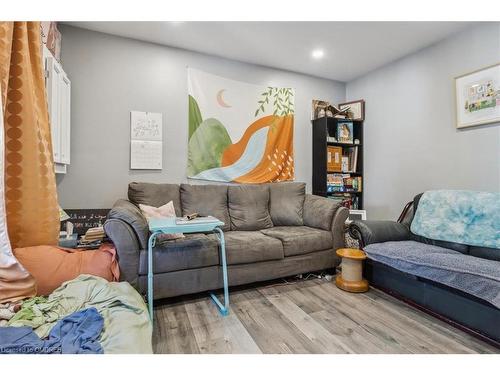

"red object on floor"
[13,243,120,296]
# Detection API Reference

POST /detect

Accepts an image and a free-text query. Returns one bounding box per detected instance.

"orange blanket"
[13,243,120,296]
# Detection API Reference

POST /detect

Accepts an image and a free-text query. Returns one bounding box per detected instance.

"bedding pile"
[0,275,152,354]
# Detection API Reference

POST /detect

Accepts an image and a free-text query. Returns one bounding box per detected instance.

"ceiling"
[64,22,475,82]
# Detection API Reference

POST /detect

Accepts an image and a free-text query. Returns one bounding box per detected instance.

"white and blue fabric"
[411,190,500,249]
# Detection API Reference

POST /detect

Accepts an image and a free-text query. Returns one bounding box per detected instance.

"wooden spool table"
[335,248,369,293]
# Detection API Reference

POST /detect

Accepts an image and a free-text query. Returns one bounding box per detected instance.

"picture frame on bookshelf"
[338,99,365,121]
[337,121,354,143]
[455,63,500,129]
[347,209,367,223]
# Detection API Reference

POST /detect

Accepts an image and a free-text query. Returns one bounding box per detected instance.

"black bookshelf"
[312,117,364,209]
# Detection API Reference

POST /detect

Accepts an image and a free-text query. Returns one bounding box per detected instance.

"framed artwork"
[337,121,353,143]
[338,99,365,121]
[455,63,500,128]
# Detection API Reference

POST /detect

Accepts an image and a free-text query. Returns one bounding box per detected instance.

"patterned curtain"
[0,21,59,302]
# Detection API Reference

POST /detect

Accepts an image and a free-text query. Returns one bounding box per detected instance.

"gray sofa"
[104,182,348,300]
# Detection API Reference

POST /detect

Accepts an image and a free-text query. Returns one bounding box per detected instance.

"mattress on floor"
[364,240,500,309]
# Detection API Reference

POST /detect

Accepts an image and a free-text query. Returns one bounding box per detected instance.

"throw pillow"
[139,201,184,241]
[228,185,273,231]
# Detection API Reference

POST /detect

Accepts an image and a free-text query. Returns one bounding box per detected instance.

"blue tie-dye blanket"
[410,190,500,249]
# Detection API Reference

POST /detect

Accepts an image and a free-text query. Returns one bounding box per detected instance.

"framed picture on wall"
[455,63,500,128]
[338,99,365,121]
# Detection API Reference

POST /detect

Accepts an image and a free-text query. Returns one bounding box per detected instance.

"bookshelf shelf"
[327,142,362,147]
[328,191,363,195]
[312,116,364,210]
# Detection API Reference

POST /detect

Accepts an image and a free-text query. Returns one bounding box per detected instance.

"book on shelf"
[327,193,360,210]
[327,146,342,172]
[327,173,362,193]
[342,147,358,173]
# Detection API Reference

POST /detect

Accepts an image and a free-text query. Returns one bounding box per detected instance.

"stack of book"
[327,193,360,210]
[78,226,106,248]
[327,174,362,193]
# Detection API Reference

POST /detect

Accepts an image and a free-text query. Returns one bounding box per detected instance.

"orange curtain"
[0,21,59,302]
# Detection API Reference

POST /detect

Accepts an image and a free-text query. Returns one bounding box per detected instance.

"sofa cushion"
[180,184,230,231]
[303,194,338,231]
[138,233,219,274]
[261,226,333,257]
[128,182,182,216]
[269,182,305,226]
[228,185,273,231]
[364,240,500,309]
[219,231,283,265]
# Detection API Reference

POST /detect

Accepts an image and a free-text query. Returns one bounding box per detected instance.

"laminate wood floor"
[152,278,498,354]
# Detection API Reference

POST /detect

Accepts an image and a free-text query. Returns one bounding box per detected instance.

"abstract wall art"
[187,68,295,183]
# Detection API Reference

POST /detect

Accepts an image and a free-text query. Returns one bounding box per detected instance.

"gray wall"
[346,23,500,220]
[57,25,345,209]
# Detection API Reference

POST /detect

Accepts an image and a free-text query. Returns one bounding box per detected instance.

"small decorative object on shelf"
[335,248,369,293]
[338,99,365,121]
[312,106,365,209]
[312,99,350,120]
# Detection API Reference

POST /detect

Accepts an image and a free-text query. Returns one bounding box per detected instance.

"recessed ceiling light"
[312,49,324,59]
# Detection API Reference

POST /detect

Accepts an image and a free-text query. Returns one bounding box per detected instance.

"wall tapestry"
[187,68,295,183]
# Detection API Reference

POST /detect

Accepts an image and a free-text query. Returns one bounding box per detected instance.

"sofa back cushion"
[128,182,182,216]
[228,185,273,231]
[180,184,230,231]
[269,182,305,226]
[303,194,337,231]
[410,193,469,253]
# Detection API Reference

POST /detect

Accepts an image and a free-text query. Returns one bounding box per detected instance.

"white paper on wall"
[130,111,163,170]
[130,140,162,170]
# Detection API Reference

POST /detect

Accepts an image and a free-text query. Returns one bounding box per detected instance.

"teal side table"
[147,217,228,321]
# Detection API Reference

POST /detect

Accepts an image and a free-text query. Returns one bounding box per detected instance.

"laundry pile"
[0,307,104,354]
[0,302,22,326]
[0,275,152,354]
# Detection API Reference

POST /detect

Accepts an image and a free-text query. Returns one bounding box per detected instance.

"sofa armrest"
[107,199,149,249]
[348,220,411,247]
[303,194,348,257]
[103,218,141,288]
[331,206,349,251]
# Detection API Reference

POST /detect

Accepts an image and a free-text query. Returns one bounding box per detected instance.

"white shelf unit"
[43,45,71,174]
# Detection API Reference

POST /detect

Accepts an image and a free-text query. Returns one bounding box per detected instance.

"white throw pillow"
[139,201,184,241]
